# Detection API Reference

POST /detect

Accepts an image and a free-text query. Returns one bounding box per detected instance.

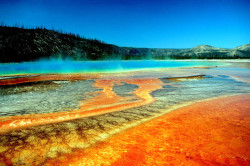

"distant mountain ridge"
[0,26,249,62]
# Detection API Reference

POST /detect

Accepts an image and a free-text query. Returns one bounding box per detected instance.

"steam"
[0,59,224,76]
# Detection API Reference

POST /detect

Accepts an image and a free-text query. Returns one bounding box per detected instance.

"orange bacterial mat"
[46,95,250,166]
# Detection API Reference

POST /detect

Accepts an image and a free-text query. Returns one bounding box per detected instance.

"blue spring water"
[0,60,224,76]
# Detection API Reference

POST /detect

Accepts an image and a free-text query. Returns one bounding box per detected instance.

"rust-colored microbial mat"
[0,74,99,85]
[1,62,250,166]
[46,95,250,166]
[0,77,163,134]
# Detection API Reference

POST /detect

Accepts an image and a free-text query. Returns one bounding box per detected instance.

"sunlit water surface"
[0,60,249,117]
[0,60,224,75]
[0,60,250,165]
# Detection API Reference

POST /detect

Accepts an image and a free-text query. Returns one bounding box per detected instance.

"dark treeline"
[0,25,249,62]
[0,25,123,62]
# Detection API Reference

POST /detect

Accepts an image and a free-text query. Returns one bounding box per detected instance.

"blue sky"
[0,0,249,48]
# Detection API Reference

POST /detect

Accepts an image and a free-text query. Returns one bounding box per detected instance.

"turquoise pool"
[0,60,224,75]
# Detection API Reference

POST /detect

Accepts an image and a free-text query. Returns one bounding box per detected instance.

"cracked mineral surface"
[0,62,249,165]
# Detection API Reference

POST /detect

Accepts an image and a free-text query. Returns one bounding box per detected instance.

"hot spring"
[0,60,225,76]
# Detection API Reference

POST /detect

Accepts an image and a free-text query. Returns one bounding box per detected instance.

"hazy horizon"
[0,0,249,49]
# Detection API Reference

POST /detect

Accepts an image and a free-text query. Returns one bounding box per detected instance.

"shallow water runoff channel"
[0,60,249,165]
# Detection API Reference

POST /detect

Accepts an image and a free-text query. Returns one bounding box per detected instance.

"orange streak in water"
[0,77,163,134]
[45,95,250,166]
[0,74,99,85]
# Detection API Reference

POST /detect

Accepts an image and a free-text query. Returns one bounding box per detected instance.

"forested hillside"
[0,26,249,62]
